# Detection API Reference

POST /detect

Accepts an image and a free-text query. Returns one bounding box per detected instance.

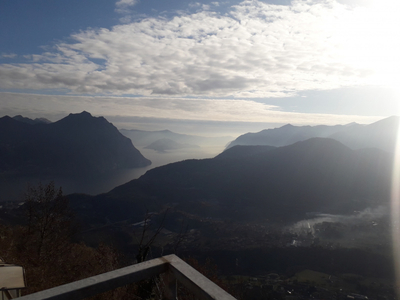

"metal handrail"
[16,254,237,300]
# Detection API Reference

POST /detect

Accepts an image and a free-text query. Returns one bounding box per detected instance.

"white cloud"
[115,0,139,14]
[119,15,132,23]
[0,0,398,97]
[1,53,17,59]
[189,3,202,8]
[116,0,138,8]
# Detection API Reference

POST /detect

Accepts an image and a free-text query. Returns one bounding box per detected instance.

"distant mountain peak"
[0,111,151,176]
[57,111,109,127]
[372,115,399,125]
[67,111,93,118]
[77,110,91,116]
[35,117,52,124]
[12,115,51,125]
[344,122,359,127]
[226,116,398,151]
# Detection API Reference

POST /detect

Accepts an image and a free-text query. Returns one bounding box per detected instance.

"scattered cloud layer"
[115,0,139,16]
[1,53,17,59]
[1,0,397,98]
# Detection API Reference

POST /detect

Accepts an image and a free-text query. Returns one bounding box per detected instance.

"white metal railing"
[15,254,237,300]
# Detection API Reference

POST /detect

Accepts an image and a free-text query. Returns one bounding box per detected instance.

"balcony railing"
[15,254,237,300]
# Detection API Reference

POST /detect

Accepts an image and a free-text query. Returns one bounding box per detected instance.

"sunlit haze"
[1,1,400,297]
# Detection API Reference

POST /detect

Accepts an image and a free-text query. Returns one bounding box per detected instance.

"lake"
[0,146,224,202]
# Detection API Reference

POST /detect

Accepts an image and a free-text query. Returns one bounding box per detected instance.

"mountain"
[226,116,400,153]
[120,129,233,148]
[0,111,151,176]
[226,123,359,149]
[69,138,392,224]
[144,138,200,153]
[215,145,276,160]
[12,115,52,125]
[329,116,399,152]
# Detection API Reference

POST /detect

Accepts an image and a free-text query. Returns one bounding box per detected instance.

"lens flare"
[393,124,400,296]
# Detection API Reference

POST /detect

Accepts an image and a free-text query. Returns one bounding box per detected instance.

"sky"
[1,0,399,136]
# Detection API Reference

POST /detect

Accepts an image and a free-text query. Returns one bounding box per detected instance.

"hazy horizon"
[1,109,391,140]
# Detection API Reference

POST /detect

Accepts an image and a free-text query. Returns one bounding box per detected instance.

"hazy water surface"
[0,146,223,202]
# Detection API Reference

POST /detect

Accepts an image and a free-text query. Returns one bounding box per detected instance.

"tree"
[24,181,75,263]
[0,182,128,296]
[135,209,168,264]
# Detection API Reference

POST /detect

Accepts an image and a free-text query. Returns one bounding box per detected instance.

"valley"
[0,113,399,299]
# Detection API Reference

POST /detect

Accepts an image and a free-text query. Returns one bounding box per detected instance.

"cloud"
[0,0,397,97]
[1,53,17,59]
[116,0,138,8]
[0,53,18,58]
[115,0,139,14]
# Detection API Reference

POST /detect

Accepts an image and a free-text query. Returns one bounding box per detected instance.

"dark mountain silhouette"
[69,138,392,224]
[215,145,276,160]
[0,111,151,176]
[12,115,52,125]
[144,138,200,153]
[226,116,400,153]
[226,123,359,149]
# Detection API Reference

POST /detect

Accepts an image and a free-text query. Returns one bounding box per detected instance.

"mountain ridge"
[226,116,399,152]
[12,115,52,125]
[69,138,392,224]
[0,111,151,176]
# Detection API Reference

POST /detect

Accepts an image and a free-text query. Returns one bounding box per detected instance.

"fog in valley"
[288,206,392,249]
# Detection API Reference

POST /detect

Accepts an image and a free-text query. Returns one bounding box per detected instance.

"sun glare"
[376,0,400,294]
[392,122,400,296]
[366,0,400,92]
[334,0,400,94]
[341,0,400,295]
